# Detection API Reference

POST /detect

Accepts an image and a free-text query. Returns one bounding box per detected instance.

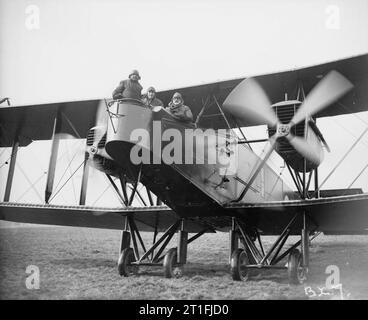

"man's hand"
[151,106,163,112]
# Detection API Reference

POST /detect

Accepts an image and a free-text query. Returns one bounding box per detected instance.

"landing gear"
[163,248,183,278]
[228,214,317,284]
[230,248,249,281]
[287,249,306,284]
[118,247,138,277]
[116,216,209,278]
[115,211,316,283]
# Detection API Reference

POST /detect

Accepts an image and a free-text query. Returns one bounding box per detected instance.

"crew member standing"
[112,70,143,100]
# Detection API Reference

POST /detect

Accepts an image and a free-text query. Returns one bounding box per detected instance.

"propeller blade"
[291,70,353,125]
[79,153,90,205]
[308,120,331,152]
[92,128,105,148]
[260,133,278,159]
[95,100,108,128]
[286,134,321,164]
[222,78,279,127]
[91,101,109,150]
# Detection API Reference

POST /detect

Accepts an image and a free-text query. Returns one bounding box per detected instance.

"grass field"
[1,222,368,300]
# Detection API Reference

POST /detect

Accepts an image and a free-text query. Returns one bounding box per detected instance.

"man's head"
[172,92,183,106]
[147,86,156,99]
[129,69,141,81]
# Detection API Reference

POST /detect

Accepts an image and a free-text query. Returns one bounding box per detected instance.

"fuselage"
[99,100,295,218]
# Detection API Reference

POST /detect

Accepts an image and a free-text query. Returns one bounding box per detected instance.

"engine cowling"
[86,127,122,176]
[268,100,323,172]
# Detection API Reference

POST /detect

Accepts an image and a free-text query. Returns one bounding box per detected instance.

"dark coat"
[112,79,143,100]
[141,94,164,108]
[166,101,193,122]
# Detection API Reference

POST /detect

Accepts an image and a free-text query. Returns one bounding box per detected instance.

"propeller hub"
[277,124,290,137]
[89,146,97,155]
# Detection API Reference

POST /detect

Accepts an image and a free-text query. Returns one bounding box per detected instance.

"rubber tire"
[118,248,138,277]
[288,249,306,284]
[163,248,183,278]
[231,248,250,281]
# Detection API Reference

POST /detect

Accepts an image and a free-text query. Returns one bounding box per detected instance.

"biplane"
[1,53,368,284]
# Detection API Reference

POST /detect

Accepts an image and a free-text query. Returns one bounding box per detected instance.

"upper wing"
[226,193,368,235]
[0,202,212,233]
[156,53,368,128]
[1,53,366,147]
[0,100,102,147]
[252,53,368,119]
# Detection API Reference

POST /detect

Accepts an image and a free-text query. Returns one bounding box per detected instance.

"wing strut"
[79,153,89,205]
[45,113,62,203]
[128,165,142,206]
[315,125,368,196]
[105,174,127,206]
[119,173,129,205]
[3,138,19,202]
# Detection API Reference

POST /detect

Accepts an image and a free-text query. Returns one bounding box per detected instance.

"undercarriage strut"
[229,213,319,284]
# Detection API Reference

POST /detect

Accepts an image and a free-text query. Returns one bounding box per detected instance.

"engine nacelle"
[86,126,122,177]
[268,100,324,172]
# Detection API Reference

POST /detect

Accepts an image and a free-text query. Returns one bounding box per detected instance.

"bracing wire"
[65,140,78,203]
[15,162,44,202]
[16,173,46,202]
[53,139,85,192]
[91,180,114,207]
[48,160,84,203]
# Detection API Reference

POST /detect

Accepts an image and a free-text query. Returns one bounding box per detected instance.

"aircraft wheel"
[118,248,138,277]
[231,248,250,281]
[288,249,306,284]
[163,248,183,278]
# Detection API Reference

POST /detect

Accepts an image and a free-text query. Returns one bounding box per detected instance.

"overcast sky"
[0,0,368,206]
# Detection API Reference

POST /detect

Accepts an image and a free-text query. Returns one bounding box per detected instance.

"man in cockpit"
[141,86,164,109]
[165,92,193,122]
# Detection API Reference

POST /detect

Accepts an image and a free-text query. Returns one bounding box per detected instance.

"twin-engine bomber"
[1,53,368,283]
